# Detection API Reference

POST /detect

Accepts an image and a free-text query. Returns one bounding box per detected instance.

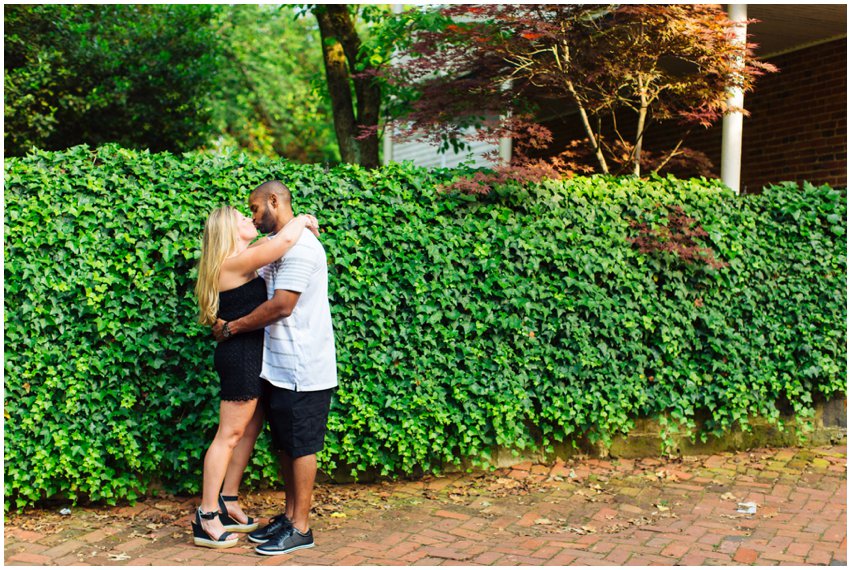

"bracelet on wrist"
[222,321,233,339]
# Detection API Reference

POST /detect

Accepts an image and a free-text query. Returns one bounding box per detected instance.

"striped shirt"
[258,229,337,392]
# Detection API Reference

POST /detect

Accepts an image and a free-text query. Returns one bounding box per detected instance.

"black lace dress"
[214,276,267,401]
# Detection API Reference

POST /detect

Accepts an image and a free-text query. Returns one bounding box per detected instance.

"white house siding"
[388,136,499,168]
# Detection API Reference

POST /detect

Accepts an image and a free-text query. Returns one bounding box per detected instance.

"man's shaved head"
[248,180,294,234]
[250,180,292,205]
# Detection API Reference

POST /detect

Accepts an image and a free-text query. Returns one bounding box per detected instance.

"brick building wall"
[739,38,846,192]
[539,38,847,193]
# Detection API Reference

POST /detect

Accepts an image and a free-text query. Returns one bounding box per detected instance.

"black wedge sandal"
[219,495,260,533]
[192,507,239,549]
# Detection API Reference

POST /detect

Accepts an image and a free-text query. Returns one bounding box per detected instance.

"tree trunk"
[558,44,608,174]
[634,76,647,177]
[314,5,380,168]
[565,79,609,174]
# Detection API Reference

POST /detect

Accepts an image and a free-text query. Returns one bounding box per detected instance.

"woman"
[193,206,318,548]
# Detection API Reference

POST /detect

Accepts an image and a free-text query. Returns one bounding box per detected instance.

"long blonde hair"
[195,206,240,326]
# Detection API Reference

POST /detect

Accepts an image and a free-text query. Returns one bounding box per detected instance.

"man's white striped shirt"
[258,229,337,392]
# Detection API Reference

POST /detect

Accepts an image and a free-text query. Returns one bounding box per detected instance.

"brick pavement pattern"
[5,445,846,566]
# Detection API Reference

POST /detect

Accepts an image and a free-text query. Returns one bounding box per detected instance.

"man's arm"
[212,289,301,341]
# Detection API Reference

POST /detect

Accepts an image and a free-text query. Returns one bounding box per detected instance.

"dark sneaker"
[254,527,314,556]
[247,514,292,544]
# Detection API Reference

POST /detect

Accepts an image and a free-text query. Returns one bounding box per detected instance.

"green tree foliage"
[208,5,339,163]
[5,146,846,511]
[4,4,222,156]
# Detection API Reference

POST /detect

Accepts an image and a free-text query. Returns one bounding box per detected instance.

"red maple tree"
[386,4,777,191]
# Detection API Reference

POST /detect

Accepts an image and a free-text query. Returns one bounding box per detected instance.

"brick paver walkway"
[5,445,846,566]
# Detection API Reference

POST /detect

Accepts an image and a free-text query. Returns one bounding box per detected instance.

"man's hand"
[212,318,227,342]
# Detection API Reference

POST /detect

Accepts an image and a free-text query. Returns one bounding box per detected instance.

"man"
[213,180,337,555]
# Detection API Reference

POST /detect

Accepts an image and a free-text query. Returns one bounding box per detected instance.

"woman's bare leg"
[220,402,264,523]
[199,399,257,539]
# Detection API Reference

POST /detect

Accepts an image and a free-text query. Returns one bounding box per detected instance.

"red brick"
[413,556,450,565]
[544,552,578,565]
[77,527,119,544]
[5,529,45,542]
[605,548,632,564]
[518,537,546,550]
[546,541,589,550]
[473,551,504,565]
[399,550,430,563]
[349,540,385,551]
[7,552,53,564]
[407,532,443,546]
[762,551,810,563]
[680,552,708,565]
[823,524,846,542]
[434,509,471,521]
[384,541,420,559]
[502,553,560,565]
[661,543,690,558]
[734,547,759,564]
[516,512,543,527]
[423,476,456,491]
[494,545,534,556]
[589,541,616,554]
[449,527,488,541]
[806,549,835,565]
[110,537,150,552]
[41,540,87,558]
[256,555,290,566]
[592,507,619,521]
[54,553,89,566]
[531,545,561,560]
[116,503,149,517]
[421,546,472,561]
[2,446,845,568]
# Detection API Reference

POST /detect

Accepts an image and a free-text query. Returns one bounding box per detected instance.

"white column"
[498,136,512,166]
[383,124,393,166]
[498,79,513,166]
[721,4,747,195]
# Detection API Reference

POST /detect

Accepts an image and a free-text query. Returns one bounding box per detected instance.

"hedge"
[4,144,846,511]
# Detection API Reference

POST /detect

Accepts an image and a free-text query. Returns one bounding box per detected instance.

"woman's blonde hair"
[195,206,240,326]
